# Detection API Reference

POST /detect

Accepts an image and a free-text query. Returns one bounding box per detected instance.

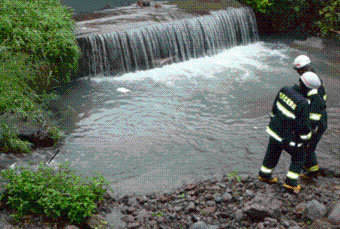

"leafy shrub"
[226,170,241,182]
[0,163,111,224]
[241,0,272,13]
[0,51,40,116]
[317,0,340,39]
[0,0,81,91]
[0,124,31,154]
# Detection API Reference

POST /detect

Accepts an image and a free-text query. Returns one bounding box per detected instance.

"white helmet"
[300,72,321,89]
[293,55,311,69]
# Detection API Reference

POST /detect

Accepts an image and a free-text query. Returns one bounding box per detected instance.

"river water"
[55,41,340,195]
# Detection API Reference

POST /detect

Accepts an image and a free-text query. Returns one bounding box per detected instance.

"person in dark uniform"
[258,72,321,194]
[293,55,328,178]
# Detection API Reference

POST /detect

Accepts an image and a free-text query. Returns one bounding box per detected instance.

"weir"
[77,7,259,76]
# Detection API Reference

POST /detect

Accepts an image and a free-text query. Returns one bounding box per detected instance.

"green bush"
[241,0,272,13]
[0,163,111,224]
[0,51,40,116]
[0,0,81,91]
[317,0,340,39]
[0,124,31,154]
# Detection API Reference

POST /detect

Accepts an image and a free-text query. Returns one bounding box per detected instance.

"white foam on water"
[116,87,131,93]
[91,42,290,84]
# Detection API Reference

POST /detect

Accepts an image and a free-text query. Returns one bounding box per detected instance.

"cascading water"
[77,7,259,76]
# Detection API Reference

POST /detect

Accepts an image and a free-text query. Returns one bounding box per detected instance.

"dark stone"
[292,37,325,50]
[122,215,134,224]
[328,201,340,225]
[222,192,232,202]
[234,209,243,222]
[310,219,334,228]
[127,223,141,229]
[306,200,326,220]
[243,192,282,221]
[202,206,216,214]
[64,226,80,229]
[86,214,110,229]
[189,221,209,229]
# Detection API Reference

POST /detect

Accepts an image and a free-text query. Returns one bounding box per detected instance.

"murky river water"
[54,41,340,195]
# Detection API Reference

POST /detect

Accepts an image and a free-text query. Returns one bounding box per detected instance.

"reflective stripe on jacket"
[267,86,312,144]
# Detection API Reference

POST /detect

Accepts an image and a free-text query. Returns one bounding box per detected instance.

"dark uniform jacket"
[305,82,327,131]
[267,86,312,147]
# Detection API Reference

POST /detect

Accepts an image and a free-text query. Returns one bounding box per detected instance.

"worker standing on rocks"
[258,72,321,194]
[293,55,328,179]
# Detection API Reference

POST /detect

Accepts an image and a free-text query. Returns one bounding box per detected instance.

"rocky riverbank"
[104,171,340,228]
[2,170,340,228]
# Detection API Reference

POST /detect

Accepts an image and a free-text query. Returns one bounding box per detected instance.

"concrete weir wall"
[75,1,258,77]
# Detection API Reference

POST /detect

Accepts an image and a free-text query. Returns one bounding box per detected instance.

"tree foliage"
[240,0,340,40]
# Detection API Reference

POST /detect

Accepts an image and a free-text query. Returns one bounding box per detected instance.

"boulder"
[64,226,80,229]
[189,221,218,229]
[291,37,325,50]
[86,214,110,229]
[328,201,340,225]
[309,219,334,228]
[0,112,55,148]
[243,192,282,221]
[306,200,326,220]
[190,221,209,229]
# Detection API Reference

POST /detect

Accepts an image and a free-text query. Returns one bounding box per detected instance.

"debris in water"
[117,87,131,93]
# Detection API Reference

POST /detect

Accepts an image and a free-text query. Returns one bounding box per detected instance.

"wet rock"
[240,174,249,182]
[3,226,18,229]
[64,226,80,229]
[282,220,290,228]
[185,184,197,191]
[292,37,325,50]
[245,189,254,198]
[234,209,243,222]
[137,209,151,222]
[243,192,282,221]
[216,211,229,219]
[309,219,334,228]
[256,222,264,229]
[222,192,232,202]
[264,217,277,226]
[295,202,306,215]
[174,206,183,212]
[86,214,110,229]
[122,215,135,224]
[104,209,127,228]
[205,194,214,201]
[189,221,209,229]
[127,222,141,229]
[187,202,197,213]
[214,194,223,203]
[328,201,340,225]
[202,206,216,214]
[306,200,326,220]
[206,200,216,207]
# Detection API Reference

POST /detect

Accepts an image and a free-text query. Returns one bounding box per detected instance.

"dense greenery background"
[0,0,80,153]
[239,0,340,39]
